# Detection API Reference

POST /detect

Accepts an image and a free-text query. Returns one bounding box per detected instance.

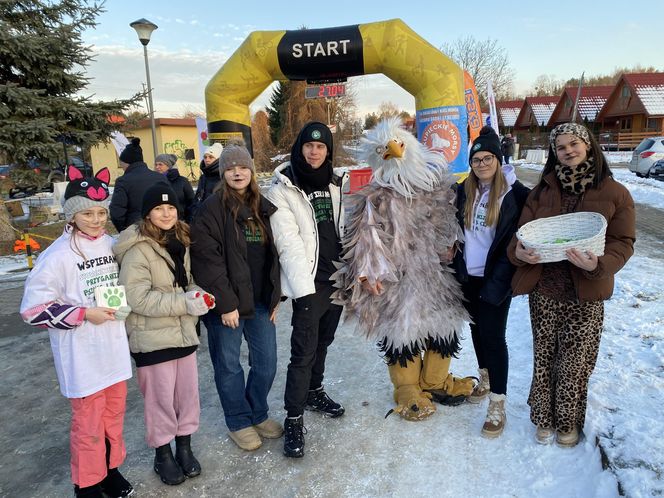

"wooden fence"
[599,131,663,150]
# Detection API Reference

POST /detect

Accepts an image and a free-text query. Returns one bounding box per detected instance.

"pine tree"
[0,0,140,167]
[266,81,291,147]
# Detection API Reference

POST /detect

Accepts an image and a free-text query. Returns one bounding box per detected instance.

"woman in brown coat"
[507,123,635,447]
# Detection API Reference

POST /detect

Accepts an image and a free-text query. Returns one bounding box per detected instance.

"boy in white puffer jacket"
[267,122,348,458]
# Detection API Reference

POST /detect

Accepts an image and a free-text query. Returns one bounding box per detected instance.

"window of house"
[621,86,631,98]
[646,118,660,130]
[620,117,632,130]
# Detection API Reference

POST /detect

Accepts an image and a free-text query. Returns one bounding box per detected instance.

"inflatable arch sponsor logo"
[205,18,470,173]
[418,107,465,164]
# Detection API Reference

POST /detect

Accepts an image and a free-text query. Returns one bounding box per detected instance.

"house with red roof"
[548,86,613,127]
[513,96,559,130]
[496,100,524,130]
[596,73,664,134]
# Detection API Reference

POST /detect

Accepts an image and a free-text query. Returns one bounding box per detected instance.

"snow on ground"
[1,161,662,497]
[2,249,662,497]
[605,151,633,164]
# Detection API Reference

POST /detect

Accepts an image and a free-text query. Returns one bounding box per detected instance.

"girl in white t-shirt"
[20,166,133,498]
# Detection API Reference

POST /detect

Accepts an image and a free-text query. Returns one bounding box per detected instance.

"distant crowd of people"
[20,121,634,497]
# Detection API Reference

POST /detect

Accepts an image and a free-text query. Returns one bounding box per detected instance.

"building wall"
[158,125,201,182]
[90,123,201,184]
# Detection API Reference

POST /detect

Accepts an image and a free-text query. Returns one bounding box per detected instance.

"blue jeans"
[204,305,277,432]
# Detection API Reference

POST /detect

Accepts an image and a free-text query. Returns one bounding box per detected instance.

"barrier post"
[24,233,33,269]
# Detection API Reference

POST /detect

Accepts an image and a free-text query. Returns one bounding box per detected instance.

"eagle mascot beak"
[382,138,405,160]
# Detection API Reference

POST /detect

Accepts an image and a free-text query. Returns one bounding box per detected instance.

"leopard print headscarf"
[549,123,591,156]
[555,157,595,194]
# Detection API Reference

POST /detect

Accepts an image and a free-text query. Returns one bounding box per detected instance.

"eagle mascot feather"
[332,117,474,420]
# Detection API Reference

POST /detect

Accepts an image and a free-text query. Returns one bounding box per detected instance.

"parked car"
[629,137,664,177]
[649,158,664,181]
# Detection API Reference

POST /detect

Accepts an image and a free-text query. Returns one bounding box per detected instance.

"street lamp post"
[130,18,159,160]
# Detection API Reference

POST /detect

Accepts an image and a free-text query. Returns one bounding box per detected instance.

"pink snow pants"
[69,380,127,487]
[137,352,200,448]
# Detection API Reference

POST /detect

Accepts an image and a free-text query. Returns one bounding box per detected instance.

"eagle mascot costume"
[332,117,474,421]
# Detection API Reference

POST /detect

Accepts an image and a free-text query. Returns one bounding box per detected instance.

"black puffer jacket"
[451,179,530,305]
[190,192,281,318]
[110,161,169,232]
[190,159,221,220]
[165,168,195,221]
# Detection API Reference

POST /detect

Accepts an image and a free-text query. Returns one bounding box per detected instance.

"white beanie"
[204,142,223,160]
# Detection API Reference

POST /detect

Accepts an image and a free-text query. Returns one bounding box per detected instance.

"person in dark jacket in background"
[190,142,223,219]
[155,154,195,221]
[110,138,168,232]
[190,140,282,453]
[501,133,515,164]
[451,126,529,438]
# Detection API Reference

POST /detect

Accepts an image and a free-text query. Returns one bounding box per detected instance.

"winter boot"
[556,427,580,448]
[229,427,262,451]
[305,387,345,418]
[74,484,103,498]
[420,350,474,406]
[99,468,134,497]
[388,355,436,421]
[283,415,306,458]
[535,426,555,445]
[468,368,490,404]
[254,419,284,439]
[175,435,201,478]
[154,443,186,486]
[481,393,506,438]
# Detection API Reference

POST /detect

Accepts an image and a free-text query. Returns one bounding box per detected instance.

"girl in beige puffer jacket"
[114,183,215,486]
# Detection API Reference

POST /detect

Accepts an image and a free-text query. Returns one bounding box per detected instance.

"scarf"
[164,230,188,289]
[290,156,332,190]
[554,158,596,195]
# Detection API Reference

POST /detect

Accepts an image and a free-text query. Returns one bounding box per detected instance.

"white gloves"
[114,305,132,321]
[185,291,215,316]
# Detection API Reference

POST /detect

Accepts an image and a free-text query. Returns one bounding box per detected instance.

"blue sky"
[83,0,663,118]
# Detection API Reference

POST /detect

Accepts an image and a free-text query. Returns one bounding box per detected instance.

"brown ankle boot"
[481,393,506,438]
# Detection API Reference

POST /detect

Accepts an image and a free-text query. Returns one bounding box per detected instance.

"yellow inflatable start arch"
[205,18,469,173]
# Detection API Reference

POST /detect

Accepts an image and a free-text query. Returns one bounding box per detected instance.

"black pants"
[462,276,511,395]
[284,284,343,417]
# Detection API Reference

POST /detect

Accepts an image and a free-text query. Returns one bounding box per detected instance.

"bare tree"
[378,101,400,119]
[179,105,206,119]
[441,36,515,105]
[530,74,565,96]
[251,110,277,173]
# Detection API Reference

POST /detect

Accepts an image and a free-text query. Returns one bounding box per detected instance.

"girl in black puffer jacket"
[451,127,529,439]
[190,141,282,452]
[190,142,223,220]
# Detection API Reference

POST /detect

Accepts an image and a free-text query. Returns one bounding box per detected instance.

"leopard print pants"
[527,290,604,433]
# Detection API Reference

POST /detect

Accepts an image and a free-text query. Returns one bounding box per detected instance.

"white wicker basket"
[516,212,608,263]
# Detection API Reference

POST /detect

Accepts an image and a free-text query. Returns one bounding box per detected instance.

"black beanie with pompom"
[119,137,143,164]
[469,126,503,164]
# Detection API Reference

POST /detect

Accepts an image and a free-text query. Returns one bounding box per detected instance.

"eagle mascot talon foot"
[392,384,436,421]
[388,358,435,421]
